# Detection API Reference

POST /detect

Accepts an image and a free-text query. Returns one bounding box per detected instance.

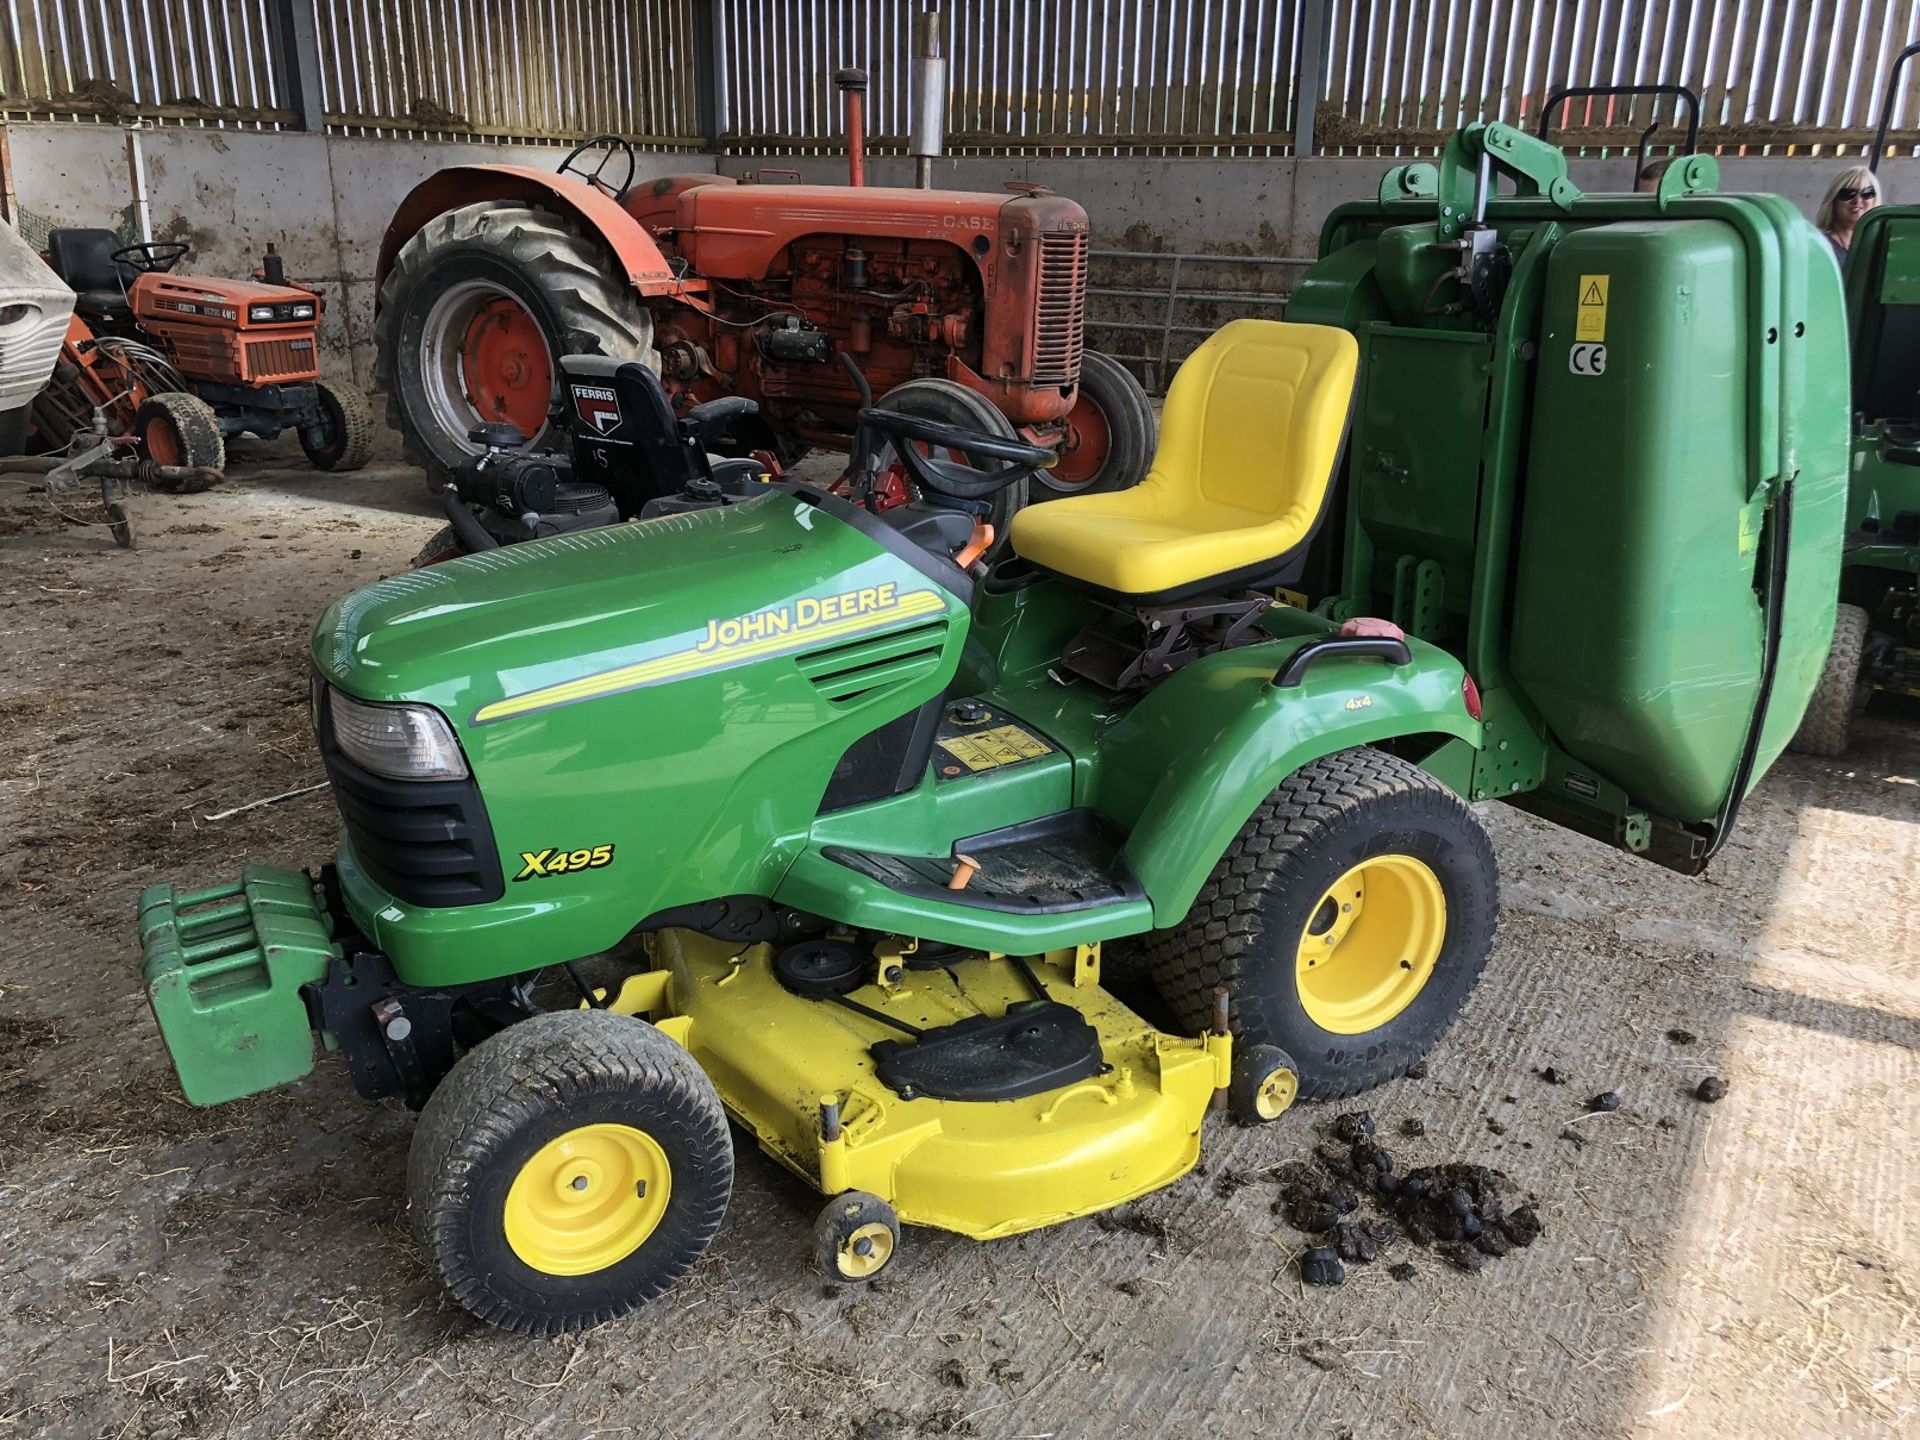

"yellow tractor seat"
[1010,320,1359,599]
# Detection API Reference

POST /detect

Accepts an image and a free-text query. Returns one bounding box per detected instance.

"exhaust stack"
[910,10,947,189]
[836,68,868,188]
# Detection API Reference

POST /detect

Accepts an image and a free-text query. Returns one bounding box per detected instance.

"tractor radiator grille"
[243,335,319,384]
[1032,232,1089,385]
[796,620,949,703]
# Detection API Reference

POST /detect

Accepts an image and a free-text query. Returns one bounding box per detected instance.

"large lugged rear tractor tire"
[135,391,225,488]
[407,1009,733,1336]
[875,377,1028,561]
[1144,747,1500,1100]
[1788,603,1873,757]
[1035,349,1157,499]
[374,201,657,498]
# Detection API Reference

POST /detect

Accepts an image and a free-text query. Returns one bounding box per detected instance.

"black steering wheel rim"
[111,241,190,274]
[557,135,639,202]
[858,404,1056,501]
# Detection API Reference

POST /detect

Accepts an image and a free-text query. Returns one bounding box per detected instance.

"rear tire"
[410,522,467,567]
[375,201,657,498]
[301,380,374,472]
[407,1009,733,1336]
[135,392,224,489]
[0,406,30,457]
[1789,603,1872,757]
[1035,349,1156,498]
[1144,748,1499,1099]
[874,377,1028,561]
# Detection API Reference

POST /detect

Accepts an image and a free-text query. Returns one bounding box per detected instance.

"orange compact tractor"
[33,232,372,474]
[375,69,1152,504]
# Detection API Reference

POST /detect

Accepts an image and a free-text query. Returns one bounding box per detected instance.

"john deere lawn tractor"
[137,123,1843,1335]
[1789,42,1920,755]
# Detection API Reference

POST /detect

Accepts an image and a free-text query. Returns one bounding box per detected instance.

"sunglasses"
[1839,186,1879,201]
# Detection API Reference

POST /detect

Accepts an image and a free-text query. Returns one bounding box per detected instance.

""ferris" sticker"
[571,383,622,435]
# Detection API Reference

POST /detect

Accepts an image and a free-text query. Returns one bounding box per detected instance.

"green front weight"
[138,866,340,1106]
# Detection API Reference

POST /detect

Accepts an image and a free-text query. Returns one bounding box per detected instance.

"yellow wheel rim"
[835,1221,896,1279]
[1295,853,1447,1035]
[1255,1065,1298,1119]
[503,1122,672,1277]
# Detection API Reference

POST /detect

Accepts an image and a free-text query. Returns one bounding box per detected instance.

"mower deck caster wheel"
[1230,1043,1299,1125]
[815,1191,899,1284]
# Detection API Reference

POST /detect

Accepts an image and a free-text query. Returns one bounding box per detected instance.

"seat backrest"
[1151,319,1357,520]
[45,228,131,294]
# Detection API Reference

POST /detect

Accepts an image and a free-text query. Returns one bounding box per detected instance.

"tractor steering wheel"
[856,405,1056,501]
[111,241,190,274]
[557,135,638,201]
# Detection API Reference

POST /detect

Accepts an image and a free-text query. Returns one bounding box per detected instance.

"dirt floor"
[1,435,1916,1439]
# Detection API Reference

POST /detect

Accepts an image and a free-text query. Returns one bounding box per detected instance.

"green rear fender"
[1098,638,1481,926]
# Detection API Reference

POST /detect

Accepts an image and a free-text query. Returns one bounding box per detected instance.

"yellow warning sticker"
[1576,273,1610,342]
[937,723,1053,773]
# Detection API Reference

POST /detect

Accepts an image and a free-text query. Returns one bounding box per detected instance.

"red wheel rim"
[143,415,184,466]
[1047,389,1112,491]
[460,297,553,437]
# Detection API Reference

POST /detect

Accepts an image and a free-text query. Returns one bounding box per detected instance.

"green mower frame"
[139,123,1846,1334]
[1789,40,1920,754]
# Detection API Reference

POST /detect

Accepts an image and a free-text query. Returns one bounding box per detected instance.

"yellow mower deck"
[609,930,1232,1240]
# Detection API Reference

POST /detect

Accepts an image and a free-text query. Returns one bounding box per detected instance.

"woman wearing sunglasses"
[1817,165,1883,266]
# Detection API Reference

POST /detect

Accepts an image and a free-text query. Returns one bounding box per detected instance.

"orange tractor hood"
[673,184,1090,280]
[134,273,319,308]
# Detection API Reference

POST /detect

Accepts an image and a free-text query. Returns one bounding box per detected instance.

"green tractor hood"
[312,492,973,983]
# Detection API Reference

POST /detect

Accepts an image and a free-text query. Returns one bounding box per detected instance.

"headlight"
[0,302,37,326]
[249,304,276,322]
[291,302,315,319]
[327,688,469,781]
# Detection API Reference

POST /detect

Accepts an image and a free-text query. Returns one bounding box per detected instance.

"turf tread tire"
[374,202,656,497]
[407,1009,732,1336]
[1788,603,1872,758]
[1142,747,1498,1100]
[136,391,224,485]
[303,379,375,472]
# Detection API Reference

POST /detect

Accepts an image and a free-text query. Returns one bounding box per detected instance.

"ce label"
[1569,342,1608,376]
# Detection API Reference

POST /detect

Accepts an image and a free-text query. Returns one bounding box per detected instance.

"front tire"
[407,1010,733,1335]
[301,380,374,472]
[1144,748,1499,1099]
[375,201,657,497]
[1789,603,1872,757]
[1035,349,1156,498]
[135,391,225,488]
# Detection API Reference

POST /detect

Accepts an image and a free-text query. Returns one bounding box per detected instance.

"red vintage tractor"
[33,232,372,474]
[374,70,1153,506]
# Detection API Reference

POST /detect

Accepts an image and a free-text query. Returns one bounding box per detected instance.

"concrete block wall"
[4,125,715,387]
[8,122,1914,390]
[717,150,1920,258]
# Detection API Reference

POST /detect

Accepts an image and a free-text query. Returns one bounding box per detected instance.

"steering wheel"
[857,405,1056,500]
[111,241,190,274]
[557,135,638,201]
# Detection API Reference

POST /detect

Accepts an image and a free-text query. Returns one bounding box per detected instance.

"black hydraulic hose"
[440,485,500,553]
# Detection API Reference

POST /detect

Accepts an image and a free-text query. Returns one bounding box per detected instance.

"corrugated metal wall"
[0,0,292,126]
[724,0,1308,156]
[314,0,705,143]
[1319,0,1920,155]
[4,0,1920,157]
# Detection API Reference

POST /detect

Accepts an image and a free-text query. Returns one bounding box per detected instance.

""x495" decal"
[514,844,614,881]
